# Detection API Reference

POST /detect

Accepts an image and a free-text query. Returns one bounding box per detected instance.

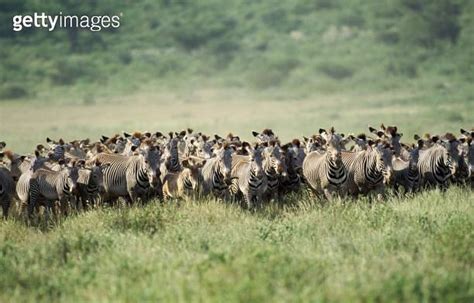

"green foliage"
[0,0,472,99]
[0,83,29,99]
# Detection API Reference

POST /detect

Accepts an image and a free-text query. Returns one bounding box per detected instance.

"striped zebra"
[16,151,47,213]
[370,125,410,160]
[0,150,26,181]
[0,165,15,218]
[28,160,82,218]
[261,142,287,201]
[460,129,473,187]
[393,141,423,195]
[76,161,110,210]
[252,129,276,145]
[418,136,459,189]
[280,139,305,193]
[347,134,368,152]
[303,128,347,200]
[94,143,161,204]
[46,137,66,161]
[160,133,183,180]
[162,156,206,200]
[229,143,267,209]
[200,144,233,199]
[341,141,394,199]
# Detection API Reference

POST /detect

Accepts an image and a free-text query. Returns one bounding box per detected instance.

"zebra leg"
[1,199,9,219]
[244,193,253,210]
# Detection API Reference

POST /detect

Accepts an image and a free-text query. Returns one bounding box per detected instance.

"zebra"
[76,160,110,210]
[160,132,183,181]
[393,140,423,195]
[303,128,347,201]
[46,137,66,161]
[0,165,15,218]
[28,160,82,219]
[460,128,473,187]
[162,156,207,200]
[347,134,368,152]
[122,132,142,156]
[418,135,460,190]
[341,141,394,200]
[280,139,305,193]
[252,129,276,145]
[95,143,161,204]
[261,142,287,201]
[229,143,267,209]
[370,124,410,160]
[0,150,26,181]
[200,143,233,199]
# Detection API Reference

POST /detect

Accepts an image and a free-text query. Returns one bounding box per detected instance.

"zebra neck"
[365,154,383,185]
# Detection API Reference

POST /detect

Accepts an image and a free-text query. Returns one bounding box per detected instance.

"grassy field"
[0,188,473,302]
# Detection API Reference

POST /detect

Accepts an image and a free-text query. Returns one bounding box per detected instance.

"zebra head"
[87,159,111,194]
[440,133,461,176]
[245,143,264,179]
[0,150,26,181]
[181,156,207,191]
[370,124,403,157]
[193,135,213,159]
[284,139,305,175]
[139,144,161,187]
[213,143,233,182]
[348,133,368,152]
[408,140,423,171]
[319,127,344,164]
[46,137,66,161]
[303,135,323,154]
[262,141,287,178]
[370,141,394,185]
[252,129,276,145]
[122,132,142,156]
[62,159,83,194]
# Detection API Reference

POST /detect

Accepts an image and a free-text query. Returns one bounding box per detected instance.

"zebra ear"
[214,134,222,141]
[417,139,424,149]
[368,126,377,134]
[123,132,131,138]
[77,159,86,168]
[380,124,386,131]
[181,158,190,168]
[252,131,259,137]
[46,137,53,143]
[318,128,326,135]
[131,145,138,152]
[34,150,40,157]
[414,134,420,140]
[187,128,193,134]
[0,141,5,149]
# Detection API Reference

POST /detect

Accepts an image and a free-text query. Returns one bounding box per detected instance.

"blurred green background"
[0,0,473,152]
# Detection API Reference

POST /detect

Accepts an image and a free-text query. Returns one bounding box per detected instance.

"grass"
[0,187,473,302]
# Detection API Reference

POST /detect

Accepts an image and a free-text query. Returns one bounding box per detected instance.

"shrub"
[0,83,29,99]
[318,62,354,80]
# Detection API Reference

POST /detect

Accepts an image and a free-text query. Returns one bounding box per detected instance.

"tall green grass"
[1,187,473,302]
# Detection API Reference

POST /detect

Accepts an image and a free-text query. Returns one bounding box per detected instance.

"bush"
[318,62,354,80]
[0,83,29,99]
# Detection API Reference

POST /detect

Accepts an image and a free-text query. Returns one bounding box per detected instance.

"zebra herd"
[0,125,472,219]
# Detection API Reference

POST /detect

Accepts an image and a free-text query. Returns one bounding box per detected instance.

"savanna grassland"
[1,0,473,302]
